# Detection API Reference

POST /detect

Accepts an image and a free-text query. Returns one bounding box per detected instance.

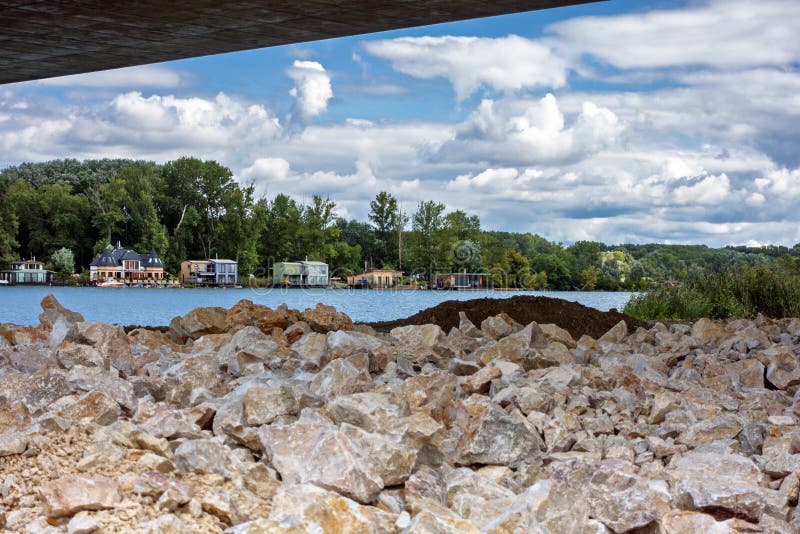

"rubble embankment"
[1,294,800,532]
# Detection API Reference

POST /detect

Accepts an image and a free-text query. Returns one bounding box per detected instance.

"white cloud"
[672,173,730,205]
[37,64,185,88]
[363,35,566,100]
[549,0,800,70]
[432,93,622,165]
[287,60,333,120]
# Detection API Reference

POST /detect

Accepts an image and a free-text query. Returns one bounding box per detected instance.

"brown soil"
[366,295,648,340]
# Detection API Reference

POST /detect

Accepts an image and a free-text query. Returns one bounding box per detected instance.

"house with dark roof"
[89,242,166,282]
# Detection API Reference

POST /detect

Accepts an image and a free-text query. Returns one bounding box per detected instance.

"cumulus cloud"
[287,60,333,120]
[37,64,185,88]
[0,90,281,164]
[363,35,566,100]
[431,93,622,165]
[549,0,800,71]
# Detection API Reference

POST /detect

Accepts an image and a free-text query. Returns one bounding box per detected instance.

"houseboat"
[347,269,403,289]
[433,272,491,290]
[0,259,53,285]
[273,261,328,287]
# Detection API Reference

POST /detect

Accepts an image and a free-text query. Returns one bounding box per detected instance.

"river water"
[0,286,633,326]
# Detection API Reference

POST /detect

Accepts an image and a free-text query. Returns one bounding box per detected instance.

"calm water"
[0,286,633,326]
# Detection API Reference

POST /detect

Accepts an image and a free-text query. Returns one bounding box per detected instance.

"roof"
[349,269,403,276]
[300,261,328,266]
[12,260,45,265]
[210,259,237,264]
[90,244,164,268]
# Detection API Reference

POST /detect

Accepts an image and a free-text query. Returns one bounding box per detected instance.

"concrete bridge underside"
[0,0,600,85]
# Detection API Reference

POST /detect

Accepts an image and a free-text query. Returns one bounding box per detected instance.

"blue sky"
[2,0,799,247]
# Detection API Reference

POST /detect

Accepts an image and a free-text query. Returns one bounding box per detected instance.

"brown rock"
[233,484,396,532]
[38,294,84,329]
[301,303,353,333]
[58,390,121,425]
[540,323,577,349]
[399,371,457,423]
[72,322,136,377]
[243,384,299,426]
[169,306,228,342]
[201,488,247,526]
[40,476,120,518]
[461,365,502,395]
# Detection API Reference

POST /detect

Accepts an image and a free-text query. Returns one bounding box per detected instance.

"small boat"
[0,280,9,286]
[98,279,125,288]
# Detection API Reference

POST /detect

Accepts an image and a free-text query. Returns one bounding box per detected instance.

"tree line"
[1,158,798,289]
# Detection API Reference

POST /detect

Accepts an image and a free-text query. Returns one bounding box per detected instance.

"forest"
[1,158,798,290]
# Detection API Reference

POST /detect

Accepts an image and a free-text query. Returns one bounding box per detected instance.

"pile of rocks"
[2,295,800,532]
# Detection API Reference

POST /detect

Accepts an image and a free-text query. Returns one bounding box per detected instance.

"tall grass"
[624,264,800,320]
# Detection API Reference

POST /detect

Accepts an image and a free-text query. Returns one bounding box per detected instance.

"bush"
[624,264,800,320]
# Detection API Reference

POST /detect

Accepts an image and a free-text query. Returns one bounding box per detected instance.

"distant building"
[0,259,53,284]
[433,272,490,290]
[89,242,165,281]
[273,261,328,287]
[181,259,238,286]
[347,269,403,289]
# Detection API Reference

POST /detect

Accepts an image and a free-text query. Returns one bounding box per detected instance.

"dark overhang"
[0,1,602,85]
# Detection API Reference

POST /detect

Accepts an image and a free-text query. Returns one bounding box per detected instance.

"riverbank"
[1,295,799,531]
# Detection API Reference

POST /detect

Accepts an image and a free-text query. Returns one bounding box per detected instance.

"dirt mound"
[367,295,648,340]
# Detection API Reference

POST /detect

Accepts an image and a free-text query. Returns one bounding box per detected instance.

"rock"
[218,326,284,375]
[324,329,387,366]
[72,322,136,377]
[243,384,299,425]
[230,484,396,533]
[449,394,542,466]
[340,423,417,485]
[725,358,765,389]
[691,318,728,346]
[399,371,457,423]
[405,465,447,512]
[448,358,481,376]
[461,365,502,395]
[762,346,800,390]
[66,365,137,411]
[133,472,192,502]
[480,313,521,340]
[284,321,311,344]
[169,306,228,342]
[291,332,327,370]
[390,324,447,350]
[599,320,628,346]
[670,451,765,522]
[66,511,99,534]
[659,510,730,533]
[173,438,232,477]
[38,294,84,329]
[140,514,188,533]
[586,460,671,532]
[58,391,121,426]
[0,431,27,456]
[40,476,120,518]
[226,299,288,332]
[258,411,383,503]
[301,303,353,333]
[242,463,280,500]
[202,488,247,526]
[321,391,410,433]
[459,312,482,338]
[56,343,106,370]
[540,323,577,349]
[309,353,372,400]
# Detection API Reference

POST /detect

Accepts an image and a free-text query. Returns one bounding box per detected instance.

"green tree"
[410,200,446,281]
[0,176,19,268]
[579,265,599,290]
[369,191,399,267]
[51,247,75,274]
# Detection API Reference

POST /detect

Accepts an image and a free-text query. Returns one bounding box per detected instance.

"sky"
[1,0,799,247]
